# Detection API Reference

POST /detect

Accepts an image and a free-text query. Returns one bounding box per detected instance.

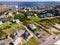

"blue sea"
[0,2,60,7]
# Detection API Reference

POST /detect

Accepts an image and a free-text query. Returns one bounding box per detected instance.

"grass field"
[30,16,43,22]
[23,37,39,45]
[54,32,60,35]
[0,21,23,38]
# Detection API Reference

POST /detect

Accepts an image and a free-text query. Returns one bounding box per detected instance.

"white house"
[29,24,36,30]
[12,37,25,45]
[12,19,16,23]
[8,12,12,16]
[12,19,20,24]
[15,19,20,24]
[11,29,33,45]
[26,32,33,42]
[34,14,38,17]
[0,21,3,25]
[7,12,12,17]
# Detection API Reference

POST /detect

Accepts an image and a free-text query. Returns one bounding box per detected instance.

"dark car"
[36,33,42,39]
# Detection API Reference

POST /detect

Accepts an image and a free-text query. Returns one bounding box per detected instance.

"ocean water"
[0,2,60,7]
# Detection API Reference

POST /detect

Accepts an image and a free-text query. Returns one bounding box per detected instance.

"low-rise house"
[12,37,24,45]
[12,19,16,23]
[0,21,3,25]
[8,12,12,16]
[15,19,20,24]
[21,29,33,41]
[7,12,12,18]
[10,29,33,44]
[28,24,36,30]
[12,19,20,24]
[10,30,25,39]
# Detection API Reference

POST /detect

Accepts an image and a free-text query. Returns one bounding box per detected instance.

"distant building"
[0,4,13,12]
[34,14,38,17]
[47,13,53,17]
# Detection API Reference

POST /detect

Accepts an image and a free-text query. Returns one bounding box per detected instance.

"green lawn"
[0,31,6,38]
[0,21,23,38]
[23,20,34,26]
[23,37,39,45]
[30,16,43,22]
[54,32,60,35]
[3,23,23,35]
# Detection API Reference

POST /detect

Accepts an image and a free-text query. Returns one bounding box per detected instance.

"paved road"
[41,34,60,45]
[0,36,12,45]
[33,22,60,45]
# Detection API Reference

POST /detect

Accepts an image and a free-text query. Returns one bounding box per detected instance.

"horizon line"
[0,1,60,2]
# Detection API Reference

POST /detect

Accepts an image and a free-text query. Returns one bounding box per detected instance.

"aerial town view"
[0,1,60,45]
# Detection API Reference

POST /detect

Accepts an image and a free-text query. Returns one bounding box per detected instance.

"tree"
[14,13,27,21]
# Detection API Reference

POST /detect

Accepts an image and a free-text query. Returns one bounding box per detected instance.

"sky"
[0,0,60,2]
